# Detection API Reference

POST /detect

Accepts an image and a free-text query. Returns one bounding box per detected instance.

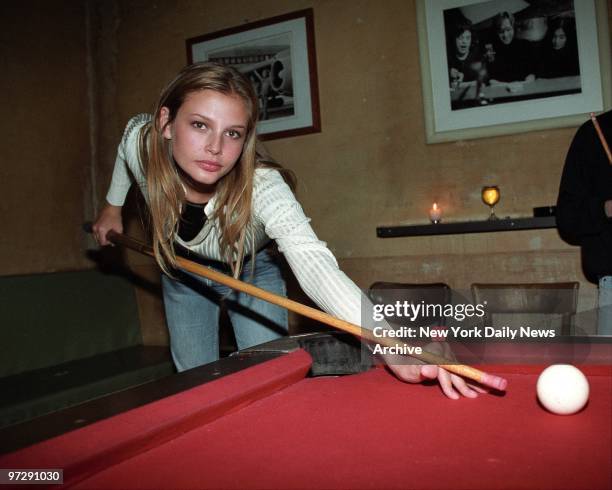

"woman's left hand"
[384,342,486,399]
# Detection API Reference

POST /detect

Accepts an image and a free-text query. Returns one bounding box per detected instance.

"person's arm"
[253,169,479,398]
[93,114,150,245]
[556,123,610,243]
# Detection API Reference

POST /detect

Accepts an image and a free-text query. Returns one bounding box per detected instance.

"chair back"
[470,282,579,335]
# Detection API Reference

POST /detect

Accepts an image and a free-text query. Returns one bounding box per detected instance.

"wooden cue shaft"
[98,227,507,390]
[590,112,612,164]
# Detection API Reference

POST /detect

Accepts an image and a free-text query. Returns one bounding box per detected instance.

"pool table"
[0,332,610,490]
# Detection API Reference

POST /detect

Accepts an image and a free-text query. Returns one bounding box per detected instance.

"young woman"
[93,62,478,399]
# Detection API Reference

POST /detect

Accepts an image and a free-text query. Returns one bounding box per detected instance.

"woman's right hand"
[92,204,123,246]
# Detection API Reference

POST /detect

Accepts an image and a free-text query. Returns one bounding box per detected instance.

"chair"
[470,282,579,335]
[368,282,451,327]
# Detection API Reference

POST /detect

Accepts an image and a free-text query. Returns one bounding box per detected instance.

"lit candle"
[429,203,442,223]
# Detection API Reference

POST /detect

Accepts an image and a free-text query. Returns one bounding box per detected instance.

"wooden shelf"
[377,216,556,238]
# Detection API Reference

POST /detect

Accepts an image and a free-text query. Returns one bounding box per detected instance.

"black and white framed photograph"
[417,0,611,143]
[186,9,321,141]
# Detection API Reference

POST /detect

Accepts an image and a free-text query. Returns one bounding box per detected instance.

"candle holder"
[429,203,442,224]
[481,186,500,220]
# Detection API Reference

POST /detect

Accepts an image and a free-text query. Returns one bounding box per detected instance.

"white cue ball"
[536,364,590,415]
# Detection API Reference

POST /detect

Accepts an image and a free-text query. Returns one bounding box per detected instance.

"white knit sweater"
[106,114,367,327]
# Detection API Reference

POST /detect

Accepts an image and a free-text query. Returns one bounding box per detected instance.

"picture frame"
[186,9,321,141]
[416,0,611,143]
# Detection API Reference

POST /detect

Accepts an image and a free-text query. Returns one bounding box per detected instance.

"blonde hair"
[138,62,295,277]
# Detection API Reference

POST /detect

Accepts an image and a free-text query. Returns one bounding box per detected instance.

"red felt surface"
[71,360,611,490]
[0,350,312,487]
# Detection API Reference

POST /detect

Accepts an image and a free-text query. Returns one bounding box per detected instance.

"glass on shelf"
[481,186,500,220]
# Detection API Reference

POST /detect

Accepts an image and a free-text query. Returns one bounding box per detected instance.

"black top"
[556,110,612,282]
[537,46,580,79]
[177,202,207,241]
[448,50,482,85]
[487,38,535,83]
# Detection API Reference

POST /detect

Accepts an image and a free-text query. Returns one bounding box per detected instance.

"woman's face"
[497,18,514,45]
[455,30,472,57]
[160,89,249,197]
[552,28,567,50]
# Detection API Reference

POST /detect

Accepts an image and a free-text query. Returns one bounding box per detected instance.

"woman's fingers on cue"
[387,363,423,383]
[467,382,489,394]
[448,373,479,398]
[421,365,479,399]
[422,366,459,399]
[387,363,480,400]
[91,224,106,246]
[92,205,123,246]
[91,223,100,244]
[419,364,438,380]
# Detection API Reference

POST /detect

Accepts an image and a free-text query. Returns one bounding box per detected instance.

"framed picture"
[186,9,321,141]
[416,0,611,143]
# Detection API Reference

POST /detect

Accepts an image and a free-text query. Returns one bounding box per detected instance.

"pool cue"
[84,223,507,391]
[590,112,612,164]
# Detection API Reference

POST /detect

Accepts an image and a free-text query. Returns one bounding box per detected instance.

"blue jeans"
[162,248,288,371]
[598,276,612,335]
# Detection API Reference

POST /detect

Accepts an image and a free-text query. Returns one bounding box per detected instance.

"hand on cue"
[383,340,505,399]
[91,204,124,246]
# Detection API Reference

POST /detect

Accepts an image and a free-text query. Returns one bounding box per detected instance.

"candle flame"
[433,203,438,210]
